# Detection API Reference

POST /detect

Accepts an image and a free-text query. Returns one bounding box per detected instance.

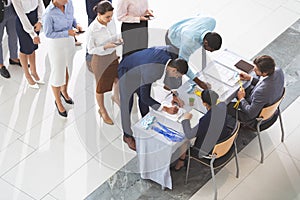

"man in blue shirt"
[118,46,188,150]
[165,15,222,89]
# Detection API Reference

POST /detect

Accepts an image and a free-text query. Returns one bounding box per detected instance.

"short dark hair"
[93,0,114,15]
[168,58,188,75]
[201,89,219,106]
[253,55,275,75]
[203,32,222,50]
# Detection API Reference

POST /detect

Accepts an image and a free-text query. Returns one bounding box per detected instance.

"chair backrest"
[211,121,240,159]
[259,88,285,121]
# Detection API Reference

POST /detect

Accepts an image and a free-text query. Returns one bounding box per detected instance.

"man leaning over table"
[164,14,222,90]
[118,46,188,151]
[227,55,284,129]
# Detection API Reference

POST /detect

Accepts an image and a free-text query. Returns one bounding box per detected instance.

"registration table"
[132,49,254,189]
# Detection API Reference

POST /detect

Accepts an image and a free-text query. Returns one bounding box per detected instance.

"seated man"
[174,89,236,171]
[164,15,222,90]
[227,55,285,128]
[118,46,188,151]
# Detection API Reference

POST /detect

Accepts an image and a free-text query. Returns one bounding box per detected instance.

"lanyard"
[152,122,184,142]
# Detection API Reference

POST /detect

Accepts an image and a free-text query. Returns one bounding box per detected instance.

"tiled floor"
[0,0,299,200]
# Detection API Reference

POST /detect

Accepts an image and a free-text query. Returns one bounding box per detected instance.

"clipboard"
[234,60,254,73]
[189,108,204,128]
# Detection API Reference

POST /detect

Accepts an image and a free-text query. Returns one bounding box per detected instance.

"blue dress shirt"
[42,0,77,38]
[168,16,216,79]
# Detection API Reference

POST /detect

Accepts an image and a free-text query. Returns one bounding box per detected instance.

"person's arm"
[193,77,209,89]
[37,0,45,22]
[181,119,199,139]
[239,89,266,120]
[12,0,37,39]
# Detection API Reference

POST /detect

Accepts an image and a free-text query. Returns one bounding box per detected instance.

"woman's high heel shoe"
[55,101,67,117]
[28,82,39,89]
[98,109,114,125]
[60,92,74,104]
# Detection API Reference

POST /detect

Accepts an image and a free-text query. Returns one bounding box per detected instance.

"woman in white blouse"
[12,0,44,89]
[87,0,121,125]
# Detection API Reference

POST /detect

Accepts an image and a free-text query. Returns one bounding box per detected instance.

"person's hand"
[237,87,245,100]
[144,9,154,17]
[239,72,251,81]
[171,96,184,108]
[182,112,192,120]
[104,42,117,50]
[33,36,40,44]
[68,29,77,36]
[206,82,212,89]
[34,22,42,32]
[163,106,179,114]
[193,77,209,90]
[76,24,83,32]
[140,16,149,21]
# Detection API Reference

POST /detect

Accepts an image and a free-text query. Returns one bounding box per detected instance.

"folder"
[234,60,254,73]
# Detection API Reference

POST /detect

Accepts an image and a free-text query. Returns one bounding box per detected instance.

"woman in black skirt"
[12,0,44,89]
[117,0,153,57]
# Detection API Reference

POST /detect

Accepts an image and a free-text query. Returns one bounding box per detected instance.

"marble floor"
[0,0,299,200]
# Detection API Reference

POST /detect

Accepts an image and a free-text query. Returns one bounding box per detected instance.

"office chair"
[254,88,285,163]
[185,119,241,200]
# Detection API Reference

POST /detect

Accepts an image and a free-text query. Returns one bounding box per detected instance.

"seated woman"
[174,89,236,171]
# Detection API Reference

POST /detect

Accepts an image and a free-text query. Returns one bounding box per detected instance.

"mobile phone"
[113,41,124,46]
[76,30,85,34]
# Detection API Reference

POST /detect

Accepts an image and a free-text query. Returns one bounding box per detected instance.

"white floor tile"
[283,0,300,14]
[93,137,136,173]
[41,194,58,200]
[0,178,34,200]
[50,158,116,200]
[2,125,92,199]
[240,120,283,162]
[0,86,55,135]
[224,150,300,200]
[0,140,34,177]
[0,79,19,106]
[230,6,300,58]
[189,153,259,200]
[0,124,21,152]
[71,105,122,157]
[278,123,300,161]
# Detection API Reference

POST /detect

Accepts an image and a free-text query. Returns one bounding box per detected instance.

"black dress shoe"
[60,92,74,104]
[55,101,67,117]
[9,59,21,67]
[0,66,10,78]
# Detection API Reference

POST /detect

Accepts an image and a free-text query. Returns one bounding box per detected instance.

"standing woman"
[117,0,153,57]
[87,0,121,125]
[43,0,82,117]
[12,0,44,89]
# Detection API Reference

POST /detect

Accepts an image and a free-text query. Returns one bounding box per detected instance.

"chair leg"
[210,158,217,200]
[278,109,285,142]
[256,122,264,164]
[234,142,239,178]
[185,148,191,184]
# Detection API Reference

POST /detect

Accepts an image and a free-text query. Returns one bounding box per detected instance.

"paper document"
[189,108,204,128]
[204,62,239,87]
[154,101,185,121]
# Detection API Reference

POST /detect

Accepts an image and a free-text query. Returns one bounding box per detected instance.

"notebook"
[234,60,254,73]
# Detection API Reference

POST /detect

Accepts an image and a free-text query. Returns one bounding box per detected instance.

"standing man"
[0,0,21,79]
[227,55,285,128]
[165,15,222,89]
[118,46,188,150]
